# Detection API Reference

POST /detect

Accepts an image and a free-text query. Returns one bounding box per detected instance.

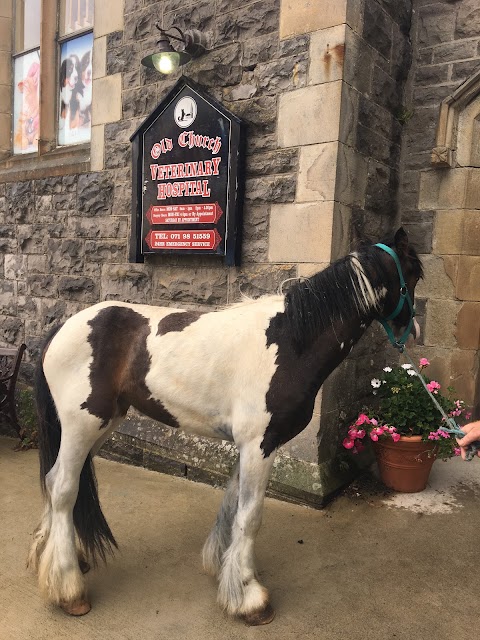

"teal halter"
[374,243,415,352]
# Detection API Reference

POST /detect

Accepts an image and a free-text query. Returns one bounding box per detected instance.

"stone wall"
[399,0,480,416]
[319,0,414,468]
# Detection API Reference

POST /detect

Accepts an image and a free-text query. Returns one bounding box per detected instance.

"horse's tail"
[35,325,118,564]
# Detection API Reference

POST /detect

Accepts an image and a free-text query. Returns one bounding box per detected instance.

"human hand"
[457,420,480,460]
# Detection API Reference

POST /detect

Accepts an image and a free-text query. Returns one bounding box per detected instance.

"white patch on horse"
[350,256,382,314]
[340,342,344,350]
[144,296,282,445]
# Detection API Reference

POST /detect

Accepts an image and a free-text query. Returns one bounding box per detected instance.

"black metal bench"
[0,344,26,438]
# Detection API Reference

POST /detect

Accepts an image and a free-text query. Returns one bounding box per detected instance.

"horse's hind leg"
[202,463,239,576]
[217,439,276,625]
[36,413,118,615]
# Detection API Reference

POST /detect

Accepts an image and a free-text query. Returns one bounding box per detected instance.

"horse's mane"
[283,241,422,353]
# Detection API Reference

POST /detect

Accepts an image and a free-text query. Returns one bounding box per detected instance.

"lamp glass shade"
[151,51,180,74]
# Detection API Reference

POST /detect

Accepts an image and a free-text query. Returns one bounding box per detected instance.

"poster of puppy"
[13,51,40,155]
[58,32,93,146]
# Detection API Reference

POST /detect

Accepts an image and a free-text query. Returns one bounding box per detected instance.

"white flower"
[371,378,381,388]
[407,369,416,376]
[383,367,392,373]
[401,364,412,370]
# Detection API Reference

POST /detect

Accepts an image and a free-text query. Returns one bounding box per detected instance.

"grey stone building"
[0,0,479,505]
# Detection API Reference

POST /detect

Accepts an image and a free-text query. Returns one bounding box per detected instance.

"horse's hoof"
[79,558,90,574]
[242,603,276,626]
[60,599,91,616]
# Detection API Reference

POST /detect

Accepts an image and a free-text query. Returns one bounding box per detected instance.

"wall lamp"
[141,23,208,75]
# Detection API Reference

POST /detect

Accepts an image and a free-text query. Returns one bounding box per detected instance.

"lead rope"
[402,348,480,461]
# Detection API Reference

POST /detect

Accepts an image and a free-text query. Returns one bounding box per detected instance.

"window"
[57,0,93,146]
[13,0,41,154]
[10,0,94,158]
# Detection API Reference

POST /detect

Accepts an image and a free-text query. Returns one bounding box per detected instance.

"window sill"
[0,144,90,183]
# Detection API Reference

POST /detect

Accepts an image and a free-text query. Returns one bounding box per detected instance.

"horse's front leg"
[218,438,276,625]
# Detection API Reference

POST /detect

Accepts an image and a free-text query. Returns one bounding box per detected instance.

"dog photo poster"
[58,32,93,146]
[13,51,40,155]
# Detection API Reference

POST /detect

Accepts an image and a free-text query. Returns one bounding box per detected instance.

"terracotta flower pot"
[372,435,437,493]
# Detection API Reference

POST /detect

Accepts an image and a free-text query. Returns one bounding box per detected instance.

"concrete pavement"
[1,435,480,640]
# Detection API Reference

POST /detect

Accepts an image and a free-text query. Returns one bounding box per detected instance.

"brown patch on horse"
[81,306,179,428]
[157,311,203,336]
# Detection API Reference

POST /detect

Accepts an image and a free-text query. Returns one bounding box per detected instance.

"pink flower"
[348,428,359,439]
[391,432,401,442]
[370,418,378,426]
[466,412,472,421]
[428,431,440,441]
[419,358,430,368]
[438,429,450,439]
[356,429,366,439]
[370,432,379,442]
[426,381,441,394]
[343,437,355,450]
[356,413,371,426]
[454,447,461,456]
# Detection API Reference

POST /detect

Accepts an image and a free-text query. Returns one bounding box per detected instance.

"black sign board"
[130,77,245,266]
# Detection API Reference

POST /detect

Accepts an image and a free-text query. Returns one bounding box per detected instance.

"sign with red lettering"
[130,77,245,265]
[146,203,223,225]
[145,229,222,251]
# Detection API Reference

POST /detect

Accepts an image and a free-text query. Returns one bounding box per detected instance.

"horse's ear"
[394,227,409,256]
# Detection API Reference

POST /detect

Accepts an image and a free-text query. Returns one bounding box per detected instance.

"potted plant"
[343,358,471,493]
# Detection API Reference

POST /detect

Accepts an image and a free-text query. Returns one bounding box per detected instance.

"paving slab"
[1,436,480,640]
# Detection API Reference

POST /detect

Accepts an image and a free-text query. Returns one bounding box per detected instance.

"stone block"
[268,201,333,263]
[58,276,99,303]
[342,26,374,95]
[335,143,369,207]
[46,238,86,275]
[455,0,480,39]
[432,39,478,64]
[371,64,401,113]
[0,82,10,112]
[0,279,15,315]
[92,74,122,125]
[93,35,106,79]
[296,142,338,203]
[414,63,449,85]
[242,33,279,68]
[450,349,479,408]
[280,0,347,38]
[456,303,480,350]
[241,205,269,263]
[364,161,397,216]
[363,0,392,59]
[434,209,480,256]
[278,33,310,58]
[27,274,57,298]
[101,264,152,303]
[456,256,480,301]
[254,55,307,95]
[0,315,23,344]
[85,240,126,263]
[278,82,342,148]
[466,171,480,210]
[227,96,277,134]
[94,0,124,37]
[188,44,243,89]
[451,60,480,84]
[339,82,358,147]
[66,216,128,239]
[77,172,114,216]
[0,1,12,18]
[122,84,159,120]
[216,0,278,43]
[228,264,296,302]
[4,255,27,280]
[424,297,460,348]
[245,148,298,177]
[416,254,457,300]
[402,222,433,255]
[90,125,104,172]
[418,4,455,47]
[244,175,296,203]
[152,266,228,306]
[308,25,346,86]
[419,169,467,210]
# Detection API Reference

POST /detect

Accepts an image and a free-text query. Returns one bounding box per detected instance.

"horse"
[28,228,423,624]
